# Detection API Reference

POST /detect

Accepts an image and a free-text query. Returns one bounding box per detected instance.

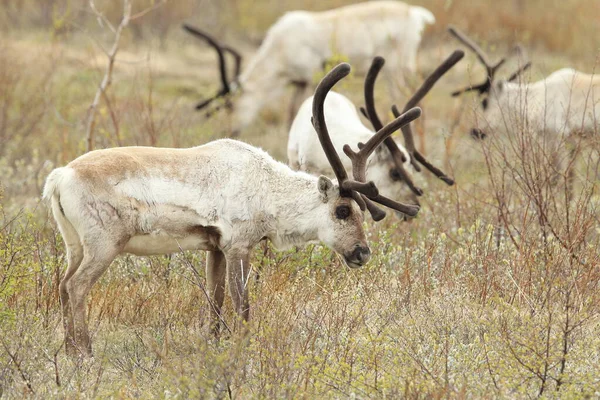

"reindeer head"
[448,26,531,140]
[360,52,463,204]
[312,63,422,266]
[182,24,243,115]
[314,175,370,268]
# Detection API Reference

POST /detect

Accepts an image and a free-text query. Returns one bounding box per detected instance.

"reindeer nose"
[351,245,371,265]
[470,128,487,140]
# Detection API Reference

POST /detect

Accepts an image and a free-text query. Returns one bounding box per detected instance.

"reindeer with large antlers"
[449,26,600,198]
[288,51,463,214]
[43,62,420,356]
[183,1,435,136]
[448,25,599,142]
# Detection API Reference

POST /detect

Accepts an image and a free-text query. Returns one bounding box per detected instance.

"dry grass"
[1,0,600,398]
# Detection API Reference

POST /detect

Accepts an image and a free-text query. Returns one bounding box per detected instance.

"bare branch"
[85,0,132,152]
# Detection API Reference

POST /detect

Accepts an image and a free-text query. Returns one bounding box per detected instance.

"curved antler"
[447,26,505,96]
[448,26,531,96]
[312,63,421,219]
[390,50,464,186]
[363,56,424,197]
[343,107,423,217]
[182,24,243,110]
[311,64,380,197]
[507,61,532,82]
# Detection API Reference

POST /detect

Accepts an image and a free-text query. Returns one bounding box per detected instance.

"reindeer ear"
[317,176,336,202]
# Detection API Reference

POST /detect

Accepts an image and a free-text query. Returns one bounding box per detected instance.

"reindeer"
[183,1,435,136]
[43,63,421,356]
[288,51,463,214]
[450,25,600,209]
[448,26,599,143]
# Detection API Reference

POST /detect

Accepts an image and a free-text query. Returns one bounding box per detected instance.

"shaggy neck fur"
[263,171,329,250]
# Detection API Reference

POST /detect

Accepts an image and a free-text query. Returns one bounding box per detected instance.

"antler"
[392,50,464,185]
[448,26,531,96]
[343,107,423,217]
[507,61,531,82]
[362,57,424,197]
[182,24,243,110]
[312,63,422,219]
[447,26,504,96]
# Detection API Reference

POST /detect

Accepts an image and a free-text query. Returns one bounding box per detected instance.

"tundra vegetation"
[1,0,600,398]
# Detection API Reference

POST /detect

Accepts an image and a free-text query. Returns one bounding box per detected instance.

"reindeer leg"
[206,250,227,337]
[224,248,251,332]
[50,197,84,356]
[60,243,84,356]
[67,240,123,357]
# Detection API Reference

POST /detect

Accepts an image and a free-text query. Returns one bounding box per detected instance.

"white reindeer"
[43,63,421,356]
[449,26,600,196]
[288,53,463,211]
[449,26,599,142]
[183,0,435,136]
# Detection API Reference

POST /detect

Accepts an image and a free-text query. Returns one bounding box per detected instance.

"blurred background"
[1,2,599,397]
[0,0,598,210]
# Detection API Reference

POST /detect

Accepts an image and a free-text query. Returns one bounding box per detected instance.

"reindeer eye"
[390,168,402,181]
[482,98,489,110]
[335,205,351,220]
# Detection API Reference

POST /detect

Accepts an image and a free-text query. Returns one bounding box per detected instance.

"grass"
[1,0,600,398]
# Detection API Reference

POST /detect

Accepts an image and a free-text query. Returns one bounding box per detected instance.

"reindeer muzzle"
[344,244,371,268]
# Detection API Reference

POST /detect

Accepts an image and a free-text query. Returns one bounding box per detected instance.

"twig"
[130,0,169,21]
[175,246,232,334]
[85,0,131,152]
[0,339,35,394]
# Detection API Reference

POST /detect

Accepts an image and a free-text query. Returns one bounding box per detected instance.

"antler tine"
[183,24,232,110]
[359,106,369,120]
[363,56,386,131]
[447,26,503,97]
[195,97,218,111]
[221,45,243,83]
[361,196,387,221]
[311,63,351,190]
[312,63,388,220]
[311,63,381,201]
[401,50,465,152]
[448,26,534,98]
[507,61,532,82]
[404,50,465,112]
[363,57,423,196]
[451,83,487,97]
[343,107,422,217]
[391,105,421,171]
[448,26,493,70]
[389,50,463,186]
[348,107,422,169]
[367,193,420,217]
[392,106,454,185]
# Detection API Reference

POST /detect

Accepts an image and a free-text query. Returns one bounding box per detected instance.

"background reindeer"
[288,52,462,215]
[184,1,435,136]
[43,63,421,356]
[449,25,599,194]
[449,26,599,142]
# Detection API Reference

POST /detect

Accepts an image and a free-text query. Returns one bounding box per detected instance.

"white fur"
[43,139,370,354]
[43,139,367,255]
[479,69,600,139]
[288,91,418,205]
[231,1,435,134]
